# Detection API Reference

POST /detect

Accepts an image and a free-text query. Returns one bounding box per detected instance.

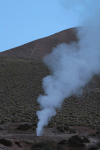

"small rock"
[0,138,12,146]
[0,63,6,67]
[15,141,22,147]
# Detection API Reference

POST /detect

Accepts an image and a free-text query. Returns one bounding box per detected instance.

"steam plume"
[36,0,100,136]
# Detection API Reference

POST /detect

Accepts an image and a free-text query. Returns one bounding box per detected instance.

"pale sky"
[0,0,80,52]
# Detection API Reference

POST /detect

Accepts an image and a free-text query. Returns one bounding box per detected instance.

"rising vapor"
[36,0,100,136]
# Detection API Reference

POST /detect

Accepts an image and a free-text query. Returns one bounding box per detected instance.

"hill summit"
[0,27,77,60]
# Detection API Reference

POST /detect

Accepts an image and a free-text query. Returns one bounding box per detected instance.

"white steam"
[36,0,100,136]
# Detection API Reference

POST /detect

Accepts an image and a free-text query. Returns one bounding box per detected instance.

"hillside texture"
[0,27,100,130]
[0,27,77,60]
[0,56,100,130]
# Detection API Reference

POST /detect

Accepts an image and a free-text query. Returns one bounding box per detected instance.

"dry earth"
[0,122,99,150]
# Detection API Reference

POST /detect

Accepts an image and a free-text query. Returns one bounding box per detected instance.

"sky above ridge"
[0,0,81,52]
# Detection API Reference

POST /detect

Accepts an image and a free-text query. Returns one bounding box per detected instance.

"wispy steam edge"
[36,0,100,136]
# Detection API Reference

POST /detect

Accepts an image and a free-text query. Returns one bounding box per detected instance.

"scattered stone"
[0,138,12,146]
[81,136,90,143]
[15,141,22,147]
[68,135,85,147]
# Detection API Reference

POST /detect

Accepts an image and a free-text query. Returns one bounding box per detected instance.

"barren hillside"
[0,27,78,60]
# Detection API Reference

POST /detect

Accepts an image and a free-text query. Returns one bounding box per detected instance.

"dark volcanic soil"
[0,122,99,150]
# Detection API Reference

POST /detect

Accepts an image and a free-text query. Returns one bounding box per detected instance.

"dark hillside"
[0,27,100,130]
[0,56,100,130]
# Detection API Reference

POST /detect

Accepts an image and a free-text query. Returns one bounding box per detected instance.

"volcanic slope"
[0,27,77,60]
[0,27,100,130]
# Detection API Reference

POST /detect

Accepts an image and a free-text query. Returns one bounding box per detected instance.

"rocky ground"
[0,122,100,150]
